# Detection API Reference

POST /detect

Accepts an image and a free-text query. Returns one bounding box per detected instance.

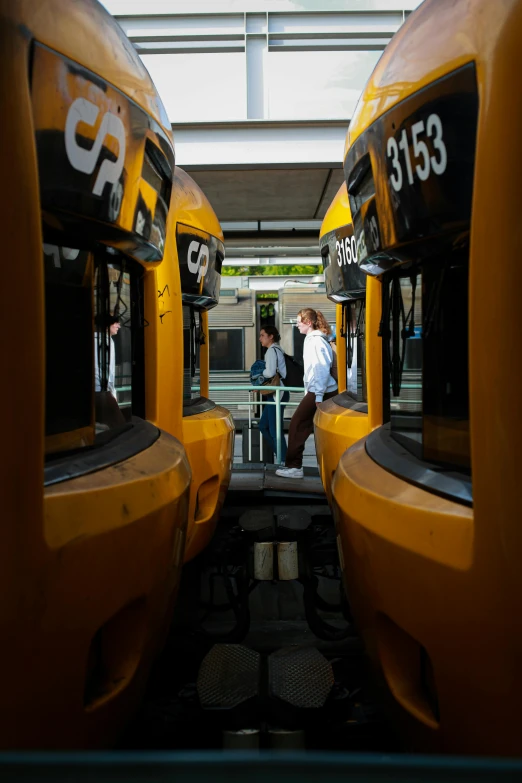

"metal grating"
[280,290,336,325]
[197,644,261,709]
[239,508,274,532]
[269,647,334,709]
[205,371,252,412]
[277,509,312,531]
[208,289,255,327]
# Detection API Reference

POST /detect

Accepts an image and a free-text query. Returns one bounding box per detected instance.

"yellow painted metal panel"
[335,0,522,756]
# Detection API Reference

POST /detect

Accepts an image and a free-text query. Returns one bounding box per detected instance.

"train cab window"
[423,252,469,468]
[345,300,367,403]
[94,256,144,431]
[44,244,93,453]
[44,244,145,457]
[382,252,470,471]
[209,328,244,372]
[383,273,423,452]
[345,61,477,499]
[183,305,203,402]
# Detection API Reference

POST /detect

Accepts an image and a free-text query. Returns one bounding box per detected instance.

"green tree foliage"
[257,292,278,300]
[223,264,319,276]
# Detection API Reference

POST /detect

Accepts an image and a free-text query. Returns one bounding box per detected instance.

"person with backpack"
[276,308,337,479]
[257,325,290,462]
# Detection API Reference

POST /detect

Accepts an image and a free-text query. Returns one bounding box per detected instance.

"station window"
[209,328,244,372]
[344,300,367,403]
[381,252,469,470]
[44,243,145,457]
[183,305,204,402]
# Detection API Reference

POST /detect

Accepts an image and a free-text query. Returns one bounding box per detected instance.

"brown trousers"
[285,390,337,468]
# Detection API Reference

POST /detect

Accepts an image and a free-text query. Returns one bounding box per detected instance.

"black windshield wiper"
[381,273,418,398]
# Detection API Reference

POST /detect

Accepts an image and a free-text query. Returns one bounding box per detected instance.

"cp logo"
[43,244,80,268]
[65,97,126,200]
[187,241,209,283]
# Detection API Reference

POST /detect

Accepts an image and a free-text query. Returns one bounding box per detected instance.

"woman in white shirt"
[276,308,337,479]
[258,325,289,462]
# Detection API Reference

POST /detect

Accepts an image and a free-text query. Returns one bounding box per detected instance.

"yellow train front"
[155,167,234,563]
[0,0,191,748]
[314,183,381,505]
[333,0,522,756]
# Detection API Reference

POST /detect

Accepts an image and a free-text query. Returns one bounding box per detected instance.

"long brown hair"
[297,308,331,336]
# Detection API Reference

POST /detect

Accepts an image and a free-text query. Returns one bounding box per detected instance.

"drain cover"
[269,647,334,708]
[277,509,312,531]
[239,508,274,532]
[197,644,261,709]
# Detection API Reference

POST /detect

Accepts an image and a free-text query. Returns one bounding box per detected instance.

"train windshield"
[345,299,367,403]
[382,274,423,446]
[44,244,145,456]
[345,63,477,479]
[183,305,203,403]
[382,251,470,470]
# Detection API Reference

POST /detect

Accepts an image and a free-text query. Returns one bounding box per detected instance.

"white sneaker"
[275,467,304,479]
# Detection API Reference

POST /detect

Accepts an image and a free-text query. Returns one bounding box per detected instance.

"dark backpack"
[283,353,304,388]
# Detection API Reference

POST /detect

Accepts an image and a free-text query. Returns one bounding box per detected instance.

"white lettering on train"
[187,241,209,283]
[43,244,80,268]
[336,235,357,266]
[387,112,447,192]
[65,97,126,197]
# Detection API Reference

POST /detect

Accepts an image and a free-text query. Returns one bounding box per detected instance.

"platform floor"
[229,463,324,497]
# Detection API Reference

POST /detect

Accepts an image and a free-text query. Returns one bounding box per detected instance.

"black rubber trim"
[44,418,160,487]
[183,396,217,417]
[331,392,368,414]
[365,423,472,507]
[181,293,218,310]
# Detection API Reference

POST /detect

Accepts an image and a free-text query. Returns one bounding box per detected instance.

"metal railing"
[192,384,305,465]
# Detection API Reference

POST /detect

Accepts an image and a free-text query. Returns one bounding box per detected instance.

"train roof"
[319,182,352,246]
[344,0,507,159]
[1,0,172,136]
[173,167,224,243]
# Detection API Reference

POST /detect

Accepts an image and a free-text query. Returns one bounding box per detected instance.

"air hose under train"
[197,568,252,643]
[301,574,353,642]
[195,525,253,643]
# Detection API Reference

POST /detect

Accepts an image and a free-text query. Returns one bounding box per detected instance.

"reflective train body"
[159,166,234,562]
[314,183,381,506]
[332,0,522,756]
[0,0,194,748]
